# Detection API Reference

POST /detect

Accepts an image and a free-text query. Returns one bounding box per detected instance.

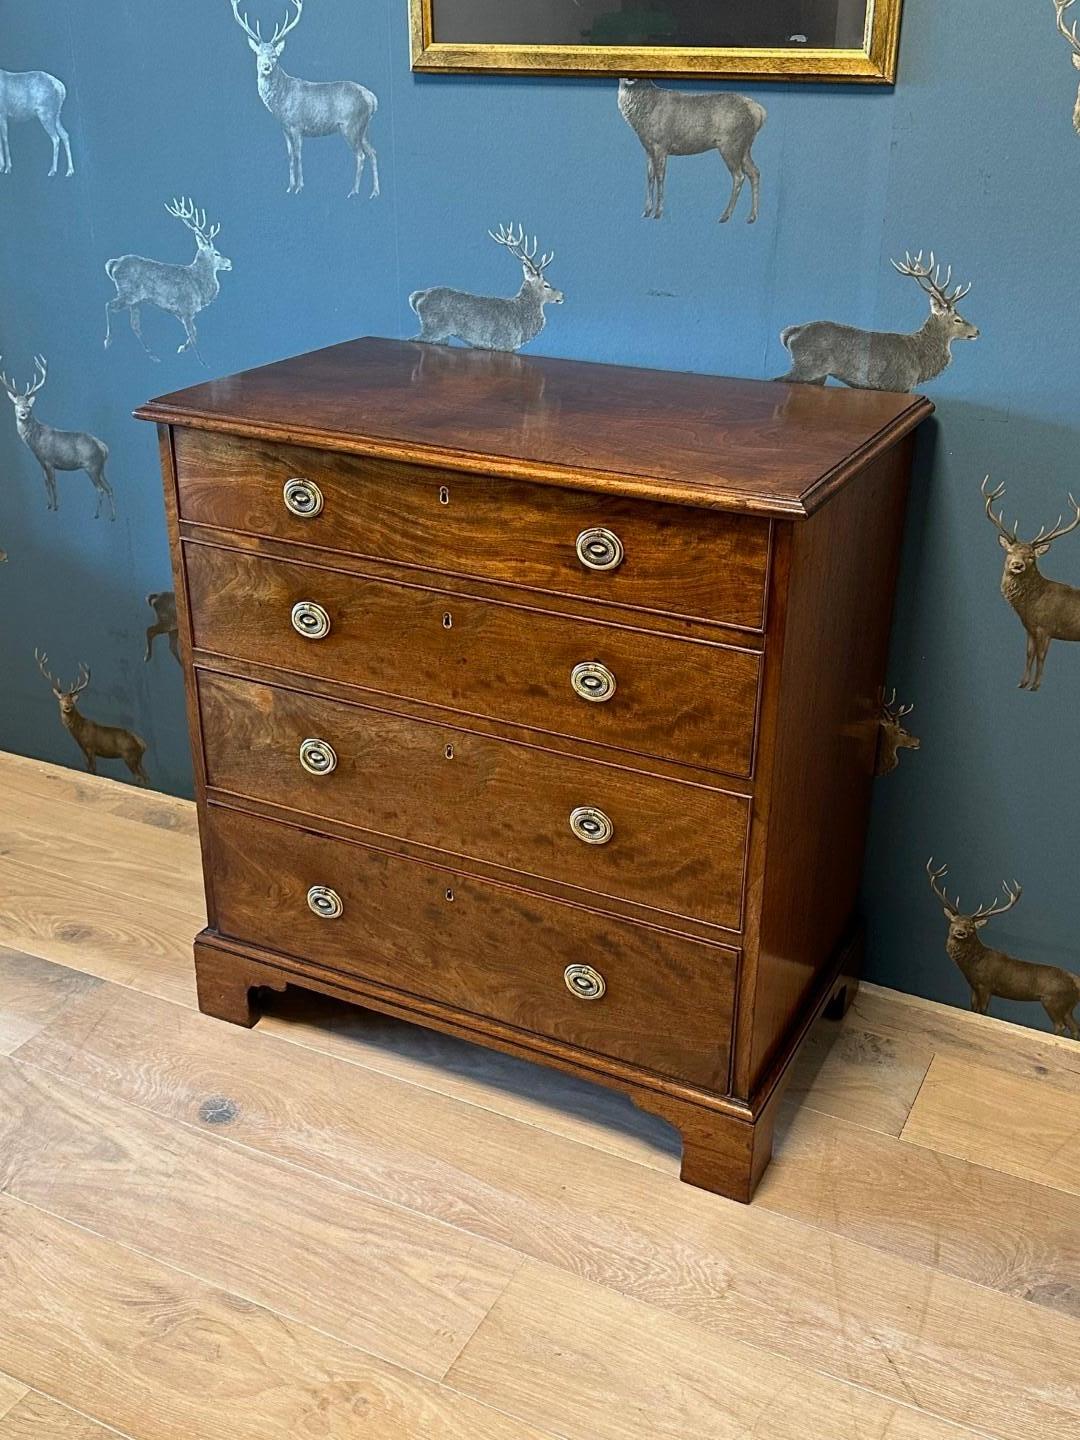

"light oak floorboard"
[902,1054,1080,1198]
[0,1053,520,1379]
[0,856,195,1007]
[856,984,1080,1093]
[0,1378,28,1425]
[18,982,1080,1440]
[0,751,197,836]
[0,786,204,922]
[0,947,102,1055]
[0,1391,131,1438]
[0,1194,552,1440]
[449,1262,995,1440]
[784,1006,935,1137]
[765,1103,1080,1319]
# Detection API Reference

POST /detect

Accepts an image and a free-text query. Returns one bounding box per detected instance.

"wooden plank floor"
[1,749,1079,1438]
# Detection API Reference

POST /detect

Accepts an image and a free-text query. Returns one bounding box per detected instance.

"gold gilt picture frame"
[408,1,903,83]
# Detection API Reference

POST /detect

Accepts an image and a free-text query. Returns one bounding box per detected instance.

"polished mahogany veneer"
[139,336,931,1203]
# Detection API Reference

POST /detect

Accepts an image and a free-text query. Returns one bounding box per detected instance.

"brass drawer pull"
[307,885,343,919]
[570,661,616,703]
[569,806,613,845]
[564,964,606,1001]
[291,600,331,640]
[299,737,337,776]
[576,527,624,572]
[283,477,324,518]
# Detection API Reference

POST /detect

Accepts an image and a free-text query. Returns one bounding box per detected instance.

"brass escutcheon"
[570,660,616,703]
[564,964,606,1001]
[576,527,624,572]
[307,885,343,919]
[283,477,324,518]
[299,737,337,776]
[569,805,614,845]
[291,600,331,640]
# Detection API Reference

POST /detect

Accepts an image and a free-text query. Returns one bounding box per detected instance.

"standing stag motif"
[927,861,1080,1037]
[145,591,180,664]
[875,690,920,775]
[410,224,564,352]
[981,476,1080,691]
[228,0,379,197]
[105,198,232,363]
[35,650,148,785]
[0,68,73,175]
[1,356,115,520]
[617,79,765,223]
[776,252,979,391]
[1053,0,1080,132]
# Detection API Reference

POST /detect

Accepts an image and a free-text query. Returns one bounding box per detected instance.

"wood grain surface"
[174,429,772,629]
[903,1054,1080,1197]
[184,541,762,778]
[198,669,750,930]
[17,978,1080,1440]
[2,754,1080,1439]
[203,803,737,1089]
[137,336,931,517]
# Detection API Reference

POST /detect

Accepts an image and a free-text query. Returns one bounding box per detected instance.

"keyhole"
[439,486,450,505]
[442,612,453,629]
[444,887,455,902]
[444,743,454,760]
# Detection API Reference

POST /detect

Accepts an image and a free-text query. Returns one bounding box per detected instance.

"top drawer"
[172,429,770,632]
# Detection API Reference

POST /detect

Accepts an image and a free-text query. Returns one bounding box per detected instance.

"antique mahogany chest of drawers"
[139,337,931,1203]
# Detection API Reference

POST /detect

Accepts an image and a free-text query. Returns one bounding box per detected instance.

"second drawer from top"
[198,669,751,931]
[173,429,771,631]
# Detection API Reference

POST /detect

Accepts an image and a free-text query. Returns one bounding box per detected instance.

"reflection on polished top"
[136,336,932,518]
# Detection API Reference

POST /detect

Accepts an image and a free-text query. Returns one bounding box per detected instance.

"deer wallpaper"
[1,0,1079,1036]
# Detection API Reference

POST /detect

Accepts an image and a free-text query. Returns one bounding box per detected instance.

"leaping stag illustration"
[0,67,74,175]
[617,79,765,223]
[927,860,1080,1038]
[410,224,564,352]
[981,476,1080,691]
[228,0,379,197]
[1,355,115,520]
[105,198,232,363]
[35,650,149,786]
[1053,0,1080,132]
[776,252,979,391]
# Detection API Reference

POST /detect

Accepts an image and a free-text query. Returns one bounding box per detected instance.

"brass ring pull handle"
[576,527,624,572]
[564,964,606,1001]
[283,477,324,518]
[299,737,337,776]
[570,661,616,703]
[291,600,331,640]
[569,806,613,845]
[307,885,343,919]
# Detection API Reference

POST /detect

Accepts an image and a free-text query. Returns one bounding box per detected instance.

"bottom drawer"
[206,805,736,1091]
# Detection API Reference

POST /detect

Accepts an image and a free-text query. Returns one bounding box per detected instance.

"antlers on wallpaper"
[229,0,380,197]
[1,355,115,520]
[928,861,1080,1036]
[105,199,233,364]
[410,224,564,352]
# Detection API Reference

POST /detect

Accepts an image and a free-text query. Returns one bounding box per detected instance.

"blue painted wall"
[2,1,1078,1031]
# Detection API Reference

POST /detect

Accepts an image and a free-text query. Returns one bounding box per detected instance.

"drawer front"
[185,544,761,778]
[173,429,770,631]
[206,805,735,1090]
[198,671,750,930]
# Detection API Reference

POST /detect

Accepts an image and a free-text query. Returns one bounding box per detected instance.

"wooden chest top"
[135,336,931,518]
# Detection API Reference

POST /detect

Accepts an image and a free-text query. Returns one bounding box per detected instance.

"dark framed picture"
[409,1,904,83]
